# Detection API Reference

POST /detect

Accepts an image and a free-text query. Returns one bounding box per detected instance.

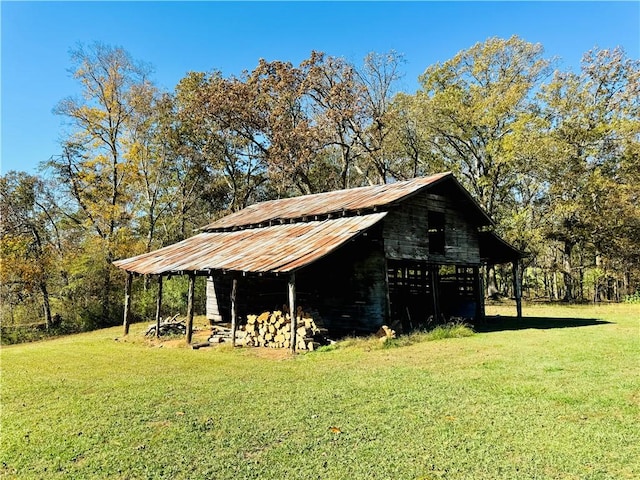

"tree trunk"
[31,227,52,330]
[543,270,551,301]
[623,270,630,298]
[144,210,159,288]
[562,241,574,302]
[594,252,603,303]
[123,272,133,335]
[101,250,114,324]
[486,266,499,298]
[39,281,52,330]
[155,275,163,338]
[513,260,523,319]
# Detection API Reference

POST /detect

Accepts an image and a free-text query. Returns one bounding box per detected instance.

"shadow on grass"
[474,316,612,333]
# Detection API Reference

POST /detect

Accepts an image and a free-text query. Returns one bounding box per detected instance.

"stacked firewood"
[145,314,185,337]
[208,325,246,344]
[240,308,328,351]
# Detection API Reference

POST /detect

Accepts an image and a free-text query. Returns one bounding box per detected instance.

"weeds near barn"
[319,320,475,352]
[2,304,639,479]
[384,321,475,348]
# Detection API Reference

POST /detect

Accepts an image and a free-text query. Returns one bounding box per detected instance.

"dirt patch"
[242,347,295,360]
[119,324,297,357]
[124,327,211,349]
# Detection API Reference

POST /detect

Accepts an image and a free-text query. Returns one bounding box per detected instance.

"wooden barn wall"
[206,184,486,331]
[206,277,227,322]
[206,275,288,323]
[206,232,387,334]
[297,230,387,335]
[382,190,481,265]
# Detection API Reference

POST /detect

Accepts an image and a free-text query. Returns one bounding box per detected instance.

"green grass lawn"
[2,303,639,479]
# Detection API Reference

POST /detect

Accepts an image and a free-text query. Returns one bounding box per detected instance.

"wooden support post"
[473,266,484,323]
[123,272,132,335]
[430,266,440,323]
[513,260,523,320]
[230,277,238,347]
[383,258,392,324]
[155,275,163,338]
[289,273,297,353]
[186,272,196,344]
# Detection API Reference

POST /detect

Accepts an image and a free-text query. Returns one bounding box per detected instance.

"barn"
[113,172,523,348]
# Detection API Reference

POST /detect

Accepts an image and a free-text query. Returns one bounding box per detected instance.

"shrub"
[425,321,475,341]
[624,291,640,304]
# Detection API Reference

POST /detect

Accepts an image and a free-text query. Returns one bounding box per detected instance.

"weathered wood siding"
[206,188,486,333]
[206,233,387,335]
[207,275,288,323]
[206,276,224,322]
[383,190,481,265]
[297,231,387,335]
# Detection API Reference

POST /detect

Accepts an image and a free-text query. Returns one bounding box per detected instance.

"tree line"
[2,36,638,340]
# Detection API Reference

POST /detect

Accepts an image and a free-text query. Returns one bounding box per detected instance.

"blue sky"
[2,1,639,175]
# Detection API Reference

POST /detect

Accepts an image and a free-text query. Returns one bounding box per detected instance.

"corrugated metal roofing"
[201,172,453,231]
[113,213,387,275]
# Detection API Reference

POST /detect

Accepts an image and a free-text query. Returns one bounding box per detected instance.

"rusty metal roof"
[113,172,500,275]
[201,172,453,231]
[113,213,387,275]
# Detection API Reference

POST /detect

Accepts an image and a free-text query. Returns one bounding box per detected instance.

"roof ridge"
[200,172,452,231]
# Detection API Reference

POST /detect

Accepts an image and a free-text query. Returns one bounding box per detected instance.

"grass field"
[1,303,638,479]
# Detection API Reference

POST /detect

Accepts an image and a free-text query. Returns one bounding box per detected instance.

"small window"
[428,211,445,255]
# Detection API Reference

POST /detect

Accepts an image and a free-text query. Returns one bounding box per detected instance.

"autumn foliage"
[2,38,638,341]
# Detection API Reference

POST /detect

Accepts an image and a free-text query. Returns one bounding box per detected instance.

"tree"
[538,46,640,300]
[246,58,323,196]
[302,51,406,187]
[413,35,552,221]
[0,173,60,329]
[125,81,172,254]
[50,43,152,324]
[352,51,405,184]
[386,92,444,180]
[173,71,267,215]
[302,51,364,189]
[402,36,553,296]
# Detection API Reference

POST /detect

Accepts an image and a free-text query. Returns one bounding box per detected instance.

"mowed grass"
[1,303,638,479]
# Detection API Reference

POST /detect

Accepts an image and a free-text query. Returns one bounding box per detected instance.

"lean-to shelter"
[113,172,523,346]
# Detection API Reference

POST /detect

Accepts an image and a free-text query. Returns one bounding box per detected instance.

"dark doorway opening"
[387,260,479,331]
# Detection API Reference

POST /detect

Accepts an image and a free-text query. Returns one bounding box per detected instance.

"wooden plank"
[383,257,392,324]
[206,276,223,322]
[123,272,132,335]
[383,190,481,265]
